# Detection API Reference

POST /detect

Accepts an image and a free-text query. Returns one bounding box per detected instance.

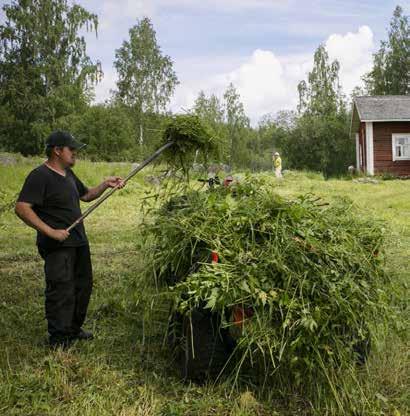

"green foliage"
[192,86,259,170]
[224,83,250,167]
[0,188,17,215]
[193,91,227,143]
[250,115,287,171]
[377,171,399,181]
[280,44,354,177]
[142,175,389,411]
[0,0,101,155]
[113,17,179,150]
[364,6,410,95]
[297,45,345,116]
[189,44,355,176]
[114,17,178,112]
[54,104,136,161]
[278,112,354,177]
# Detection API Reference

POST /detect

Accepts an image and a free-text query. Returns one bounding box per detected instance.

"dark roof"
[350,95,410,138]
[354,95,410,121]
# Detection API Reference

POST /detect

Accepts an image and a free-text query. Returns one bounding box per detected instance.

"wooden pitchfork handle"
[66,141,174,232]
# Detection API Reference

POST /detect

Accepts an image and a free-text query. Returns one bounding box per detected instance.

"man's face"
[55,146,77,167]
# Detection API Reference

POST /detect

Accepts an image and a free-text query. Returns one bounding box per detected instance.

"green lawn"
[0,155,408,415]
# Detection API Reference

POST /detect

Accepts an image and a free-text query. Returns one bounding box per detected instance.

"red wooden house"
[351,96,410,176]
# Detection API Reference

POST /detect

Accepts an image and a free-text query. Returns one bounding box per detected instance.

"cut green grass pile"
[141,174,391,413]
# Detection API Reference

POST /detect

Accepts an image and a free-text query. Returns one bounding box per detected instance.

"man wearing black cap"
[15,131,125,348]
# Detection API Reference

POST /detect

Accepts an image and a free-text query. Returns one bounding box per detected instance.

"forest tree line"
[0,1,408,176]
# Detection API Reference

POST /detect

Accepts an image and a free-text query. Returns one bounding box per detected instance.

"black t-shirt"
[17,164,89,249]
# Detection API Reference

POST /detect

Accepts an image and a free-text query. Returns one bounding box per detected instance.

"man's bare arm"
[80,176,125,202]
[15,202,69,242]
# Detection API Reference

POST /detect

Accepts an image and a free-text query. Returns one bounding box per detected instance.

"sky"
[1,0,409,124]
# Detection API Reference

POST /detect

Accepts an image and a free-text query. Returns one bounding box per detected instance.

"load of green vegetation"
[159,114,221,173]
[141,174,388,410]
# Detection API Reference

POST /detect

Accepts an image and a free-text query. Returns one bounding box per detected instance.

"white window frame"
[392,133,410,161]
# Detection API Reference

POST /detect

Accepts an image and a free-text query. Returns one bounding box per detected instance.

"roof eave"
[361,119,410,122]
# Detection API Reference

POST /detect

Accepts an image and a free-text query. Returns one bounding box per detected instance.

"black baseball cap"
[46,131,86,150]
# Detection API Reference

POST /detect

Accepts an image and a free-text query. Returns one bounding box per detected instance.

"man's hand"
[104,176,125,189]
[15,202,70,241]
[81,176,126,202]
[48,229,70,242]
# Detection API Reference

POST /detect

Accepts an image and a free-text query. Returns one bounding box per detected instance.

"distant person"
[15,131,125,349]
[273,152,282,178]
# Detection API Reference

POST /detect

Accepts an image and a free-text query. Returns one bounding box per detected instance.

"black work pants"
[38,245,93,340]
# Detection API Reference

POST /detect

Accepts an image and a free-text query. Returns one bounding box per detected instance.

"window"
[392,134,410,161]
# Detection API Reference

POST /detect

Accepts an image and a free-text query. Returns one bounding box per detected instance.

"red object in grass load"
[223,176,234,187]
[233,306,254,327]
[211,251,219,263]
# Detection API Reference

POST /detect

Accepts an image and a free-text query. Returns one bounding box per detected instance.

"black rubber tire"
[180,308,233,383]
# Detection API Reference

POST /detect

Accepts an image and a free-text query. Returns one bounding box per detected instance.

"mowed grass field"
[0,154,409,415]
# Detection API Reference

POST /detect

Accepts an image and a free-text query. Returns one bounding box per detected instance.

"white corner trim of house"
[355,133,360,170]
[365,122,374,175]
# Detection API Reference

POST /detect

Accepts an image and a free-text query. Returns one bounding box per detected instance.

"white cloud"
[217,50,301,117]
[89,8,375,126]
[170,50,309,123]
[325,25,374,94]
[170,26,376,124]
[99,0,154,30]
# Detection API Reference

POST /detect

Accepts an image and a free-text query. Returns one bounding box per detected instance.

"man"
[15,131,125,348]
[273,152,282,179]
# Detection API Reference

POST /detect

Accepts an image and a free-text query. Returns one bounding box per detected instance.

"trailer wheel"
[180,308,233,383]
